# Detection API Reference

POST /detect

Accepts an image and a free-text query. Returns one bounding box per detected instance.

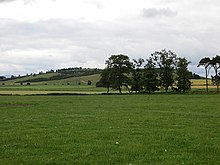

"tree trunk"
[215,68,219,92]
[217,77,219,92]
[118,86,122,94]
[205,68,208,93]
[165,86,168,92]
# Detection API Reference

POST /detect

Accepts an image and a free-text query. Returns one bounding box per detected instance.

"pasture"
[0,78,218,95]
[0,85,107,95]
[0,94,219,164]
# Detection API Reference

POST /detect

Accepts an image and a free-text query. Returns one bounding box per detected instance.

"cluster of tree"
[56,68,102,75]
[96,49,191,94]
[16,75,75,83]
[0,76,6,81]
[198,55,220,92]
[1,67,102,82]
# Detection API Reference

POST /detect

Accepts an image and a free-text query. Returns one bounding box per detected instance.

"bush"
[87,80,92,85]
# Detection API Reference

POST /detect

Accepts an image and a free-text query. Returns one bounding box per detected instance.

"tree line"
[198,55,220,92]
[96,49,192,94]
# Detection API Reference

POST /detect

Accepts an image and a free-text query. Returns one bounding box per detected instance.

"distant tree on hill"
[192,73,201,79]
[0,76,6,80]
[11,75,15,79]
[87,80,92,85]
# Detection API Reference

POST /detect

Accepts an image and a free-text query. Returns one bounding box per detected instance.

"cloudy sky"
[0,0,220,76]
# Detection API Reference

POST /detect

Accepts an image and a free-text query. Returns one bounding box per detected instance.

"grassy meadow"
[0,85,107,95]
[0,94,220,164]
[0,77,218,95]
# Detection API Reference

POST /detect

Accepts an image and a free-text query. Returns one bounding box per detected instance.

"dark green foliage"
[187,72,201,79]
[198,57,211,92]
[98,50,194,93]
[209,55,220,92]
[176,58,191,92]
[198,55,220,93]
[192,73,201,79]
[152,49,177,92]
[87,80,92,85]
[96,68,111,93]
[56,67,101,75]
[131,58,144,92]
[0,76,6,80]
[104,54,133,94]
[143,57,160,93]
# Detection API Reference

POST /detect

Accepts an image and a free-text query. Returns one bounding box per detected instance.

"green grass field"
[0,85,107,95]
[1,78,218,95]
[0,94,219,164]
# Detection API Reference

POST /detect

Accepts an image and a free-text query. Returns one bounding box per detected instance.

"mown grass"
[0,94,219,164]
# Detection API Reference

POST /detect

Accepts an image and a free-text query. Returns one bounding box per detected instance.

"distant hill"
[0,67,203,86]
[0,68,102,85]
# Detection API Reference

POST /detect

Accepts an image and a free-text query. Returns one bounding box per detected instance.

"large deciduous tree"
[198,57,211,93]
[131,58,144,93]
[176,58,191,92]
[96,68,111,93]
[105,54,132,94]
[152,49,177,92]
[143,56,160,93]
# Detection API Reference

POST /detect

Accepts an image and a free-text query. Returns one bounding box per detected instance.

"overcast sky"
[0,0,220,76]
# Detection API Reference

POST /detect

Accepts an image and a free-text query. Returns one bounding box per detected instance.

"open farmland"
[0,78,218,95]
[0,94,219,164]
[0,85,107,95]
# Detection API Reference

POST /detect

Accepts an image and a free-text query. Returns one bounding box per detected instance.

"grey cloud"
[142,8,178,18]
[1,13,220,76]
[83,0,104,9]
[0,19,111,74]
[0,0,15,3]
[0,0,53,4]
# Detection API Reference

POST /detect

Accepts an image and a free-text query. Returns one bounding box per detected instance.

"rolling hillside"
[0,68,102,86]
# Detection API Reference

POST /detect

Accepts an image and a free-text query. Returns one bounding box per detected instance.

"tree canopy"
[97,50,193,94]
[104,54,133,94]
[151,49,177,92]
